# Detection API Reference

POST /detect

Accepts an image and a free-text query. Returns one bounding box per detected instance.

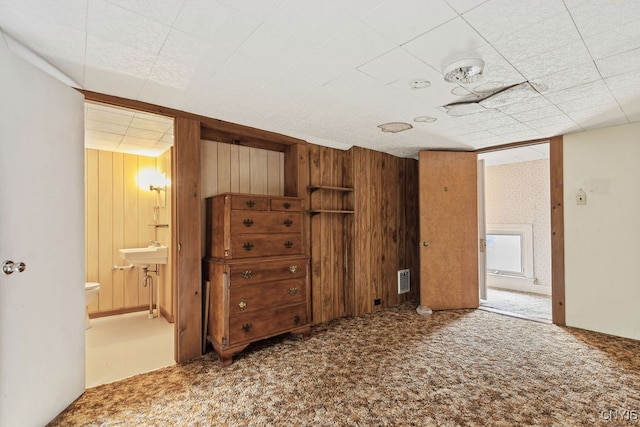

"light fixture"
[137,169,167,207]
[414,116,437,123]
[443,58,485,84]
[377,122,413,133]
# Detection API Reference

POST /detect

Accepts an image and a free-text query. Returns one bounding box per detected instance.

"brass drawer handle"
[241,270,253,279]
[283,219,293,227]
[242,219,254,227]
[245,200,255,208]
[288,287,298,295]
[238,298,247,311]
[294,315,301,326]
[284,241,293,249]
[283,202,291,209]
[243,242,254,251]
[289,265,298,273]
[242,323,253,332]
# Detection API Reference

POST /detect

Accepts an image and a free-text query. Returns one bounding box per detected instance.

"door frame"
[475,136,565,326]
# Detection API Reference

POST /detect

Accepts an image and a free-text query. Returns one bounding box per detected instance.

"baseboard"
[89,305,152,319]
[160,306,175,323]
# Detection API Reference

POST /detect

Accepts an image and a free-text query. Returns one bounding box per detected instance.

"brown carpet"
[49,302,640,426]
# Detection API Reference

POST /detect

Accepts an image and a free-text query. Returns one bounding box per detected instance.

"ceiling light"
[409,79,431,89]
[443,58,485,84]
[377,122,413,133]
[414,116,437,123]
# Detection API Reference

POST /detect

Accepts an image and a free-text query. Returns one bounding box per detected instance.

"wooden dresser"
[204,193,310,365]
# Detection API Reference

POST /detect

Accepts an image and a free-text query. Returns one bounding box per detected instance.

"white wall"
[564,123,640,340]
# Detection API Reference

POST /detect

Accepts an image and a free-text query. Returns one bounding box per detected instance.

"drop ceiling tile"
[85,119,128,135]
[86,129,124,143]
[446,0,487,14]
[102,0,186,26]
[88,0,171,55]
[121,135,157,146]
[331,0,388,20]
[497,94,552,115]
[360,0,456,45]
[85,139,120,151]
[85,34,157,76]
[357,47,433,85]
[525,113,576,130]
[566,106,628,129]
[543,80,610,105]
[489,122,532,136]
[174,0,261,48]
[531,61,600,95]
[218,0,285,22]
[86,107,133,126]
[403,17,487,71]
[83,65,148,98]
[235,24,312,70]
[596,49,640,79]
[125,127,166,141]
[509,105,564,123]
[474,114,519,130]
[0,0,88,31]
[510,41,592,81]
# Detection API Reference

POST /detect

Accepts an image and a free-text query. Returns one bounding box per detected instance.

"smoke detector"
[443,58,485,84]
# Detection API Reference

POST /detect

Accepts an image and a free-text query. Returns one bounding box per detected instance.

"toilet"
[85,282,100,329]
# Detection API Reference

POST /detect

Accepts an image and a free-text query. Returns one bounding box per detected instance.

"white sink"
[119,245,168,267]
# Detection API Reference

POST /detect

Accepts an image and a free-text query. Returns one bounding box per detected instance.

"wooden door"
[419,151,479,310]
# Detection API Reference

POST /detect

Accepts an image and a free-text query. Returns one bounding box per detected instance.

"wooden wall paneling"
[123,154,141,308]
[217,142,231,194]
[371,151,383,311]
[201,140,218,198]
[408,159,420,301]
[250,149,268,194]
[229,145,240,193]
[353,147,371,316]
[309,144,322,323]
[332,149,345,319]
[267,150,282,195]
[342,148,355,317]
[86,149,99,311]
[98,151,114,311]
[319,146,334,322]
[382,154,399,308]
[174,117,202,362]
[137,155,156,307]
[238,145,251,193]
[112,152,125,309]
[158,148,173,321]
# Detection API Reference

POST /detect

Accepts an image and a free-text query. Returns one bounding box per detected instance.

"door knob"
[2,260,26,275]
[422,241,430,247]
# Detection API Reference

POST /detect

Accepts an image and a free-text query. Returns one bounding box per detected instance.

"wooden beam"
[173,117,202,362]
[549,136,566,326]
[200,127,289,152]
[474,137,555,154]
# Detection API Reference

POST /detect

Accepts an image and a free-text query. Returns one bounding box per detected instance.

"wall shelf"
[308,185,355,215]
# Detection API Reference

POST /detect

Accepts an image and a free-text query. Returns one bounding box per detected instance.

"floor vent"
[398,269,410,294]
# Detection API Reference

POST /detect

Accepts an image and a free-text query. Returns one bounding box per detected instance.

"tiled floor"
[480,287,552,322]
[85,311,175,388]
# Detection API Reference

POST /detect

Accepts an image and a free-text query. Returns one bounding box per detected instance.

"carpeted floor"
[49,302,640,426]
[481,287,552,321]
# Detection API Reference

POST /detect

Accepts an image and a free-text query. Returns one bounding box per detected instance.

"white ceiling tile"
[446,0,487,14]
[218,0,284,22]
[88,0,171,55]
[497,95,552,115]
[509,42,592,81]
[357,47,431,84]
[508,105,564,123]
[83,65,148,98]
[360,0,456,45]
[86,107,133,126]
[543,80,610,105]
[85,119,128,135]
[125,127,165,141]
[0,0,88,31]
[474,114,519,130]
[85,129,124,143]
[596,49,640,79]
[488,122,531,136]
[235,24,310,69]
[531,61,600,95]
[101,0,186,26]
[330,0,388,20]
[403,17,487,71]
[85,34,157,77]
[174,0,261,48]
[566,106,628,129]
[525,113,576,130]
[121,135,157,146]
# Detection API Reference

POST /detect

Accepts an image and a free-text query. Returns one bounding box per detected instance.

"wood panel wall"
[307,144,420,323]
[85,148,173,320]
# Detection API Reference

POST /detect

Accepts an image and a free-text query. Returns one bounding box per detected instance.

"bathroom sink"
[119,245,168,267]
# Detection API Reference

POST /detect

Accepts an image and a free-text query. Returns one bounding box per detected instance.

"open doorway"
[83,101,176,387]
[478,144,552,322]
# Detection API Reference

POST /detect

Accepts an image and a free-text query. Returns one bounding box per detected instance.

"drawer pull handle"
[242,323,253,332]
[238,299,247,311]
[289,265,298,273]
[243,242,254,251]
[246,200,255,208]
[283,219,293,227]
[241,270,253,279]
[284,241,293,249]
[294,315,301,326]
[283,202,291,209]
[242,219,254,227]
[288,287,298,295]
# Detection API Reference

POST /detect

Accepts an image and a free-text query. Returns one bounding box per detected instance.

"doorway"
[478,144,553,322]
[84,101,176,387]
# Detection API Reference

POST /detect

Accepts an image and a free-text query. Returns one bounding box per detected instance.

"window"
[486,224,535,282]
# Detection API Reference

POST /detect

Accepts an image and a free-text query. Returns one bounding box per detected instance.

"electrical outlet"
[576,188,587,205]
[374,298,381,306]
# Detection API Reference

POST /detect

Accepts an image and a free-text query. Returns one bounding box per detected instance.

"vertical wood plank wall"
[85,148,173,320]
[307,144,420,323]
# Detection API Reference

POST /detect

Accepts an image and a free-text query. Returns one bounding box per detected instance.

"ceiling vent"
[443,58,485,84]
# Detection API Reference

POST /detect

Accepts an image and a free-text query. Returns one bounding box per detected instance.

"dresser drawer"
[230,211,301,235]
[227,257,307,285]
[228,303,307,345]
[229,278,306,315]
[230,195,269,211]
[270,197,302,212]
[229,233,302,258]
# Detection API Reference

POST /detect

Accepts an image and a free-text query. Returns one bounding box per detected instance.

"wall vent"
[398,269,410,294]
